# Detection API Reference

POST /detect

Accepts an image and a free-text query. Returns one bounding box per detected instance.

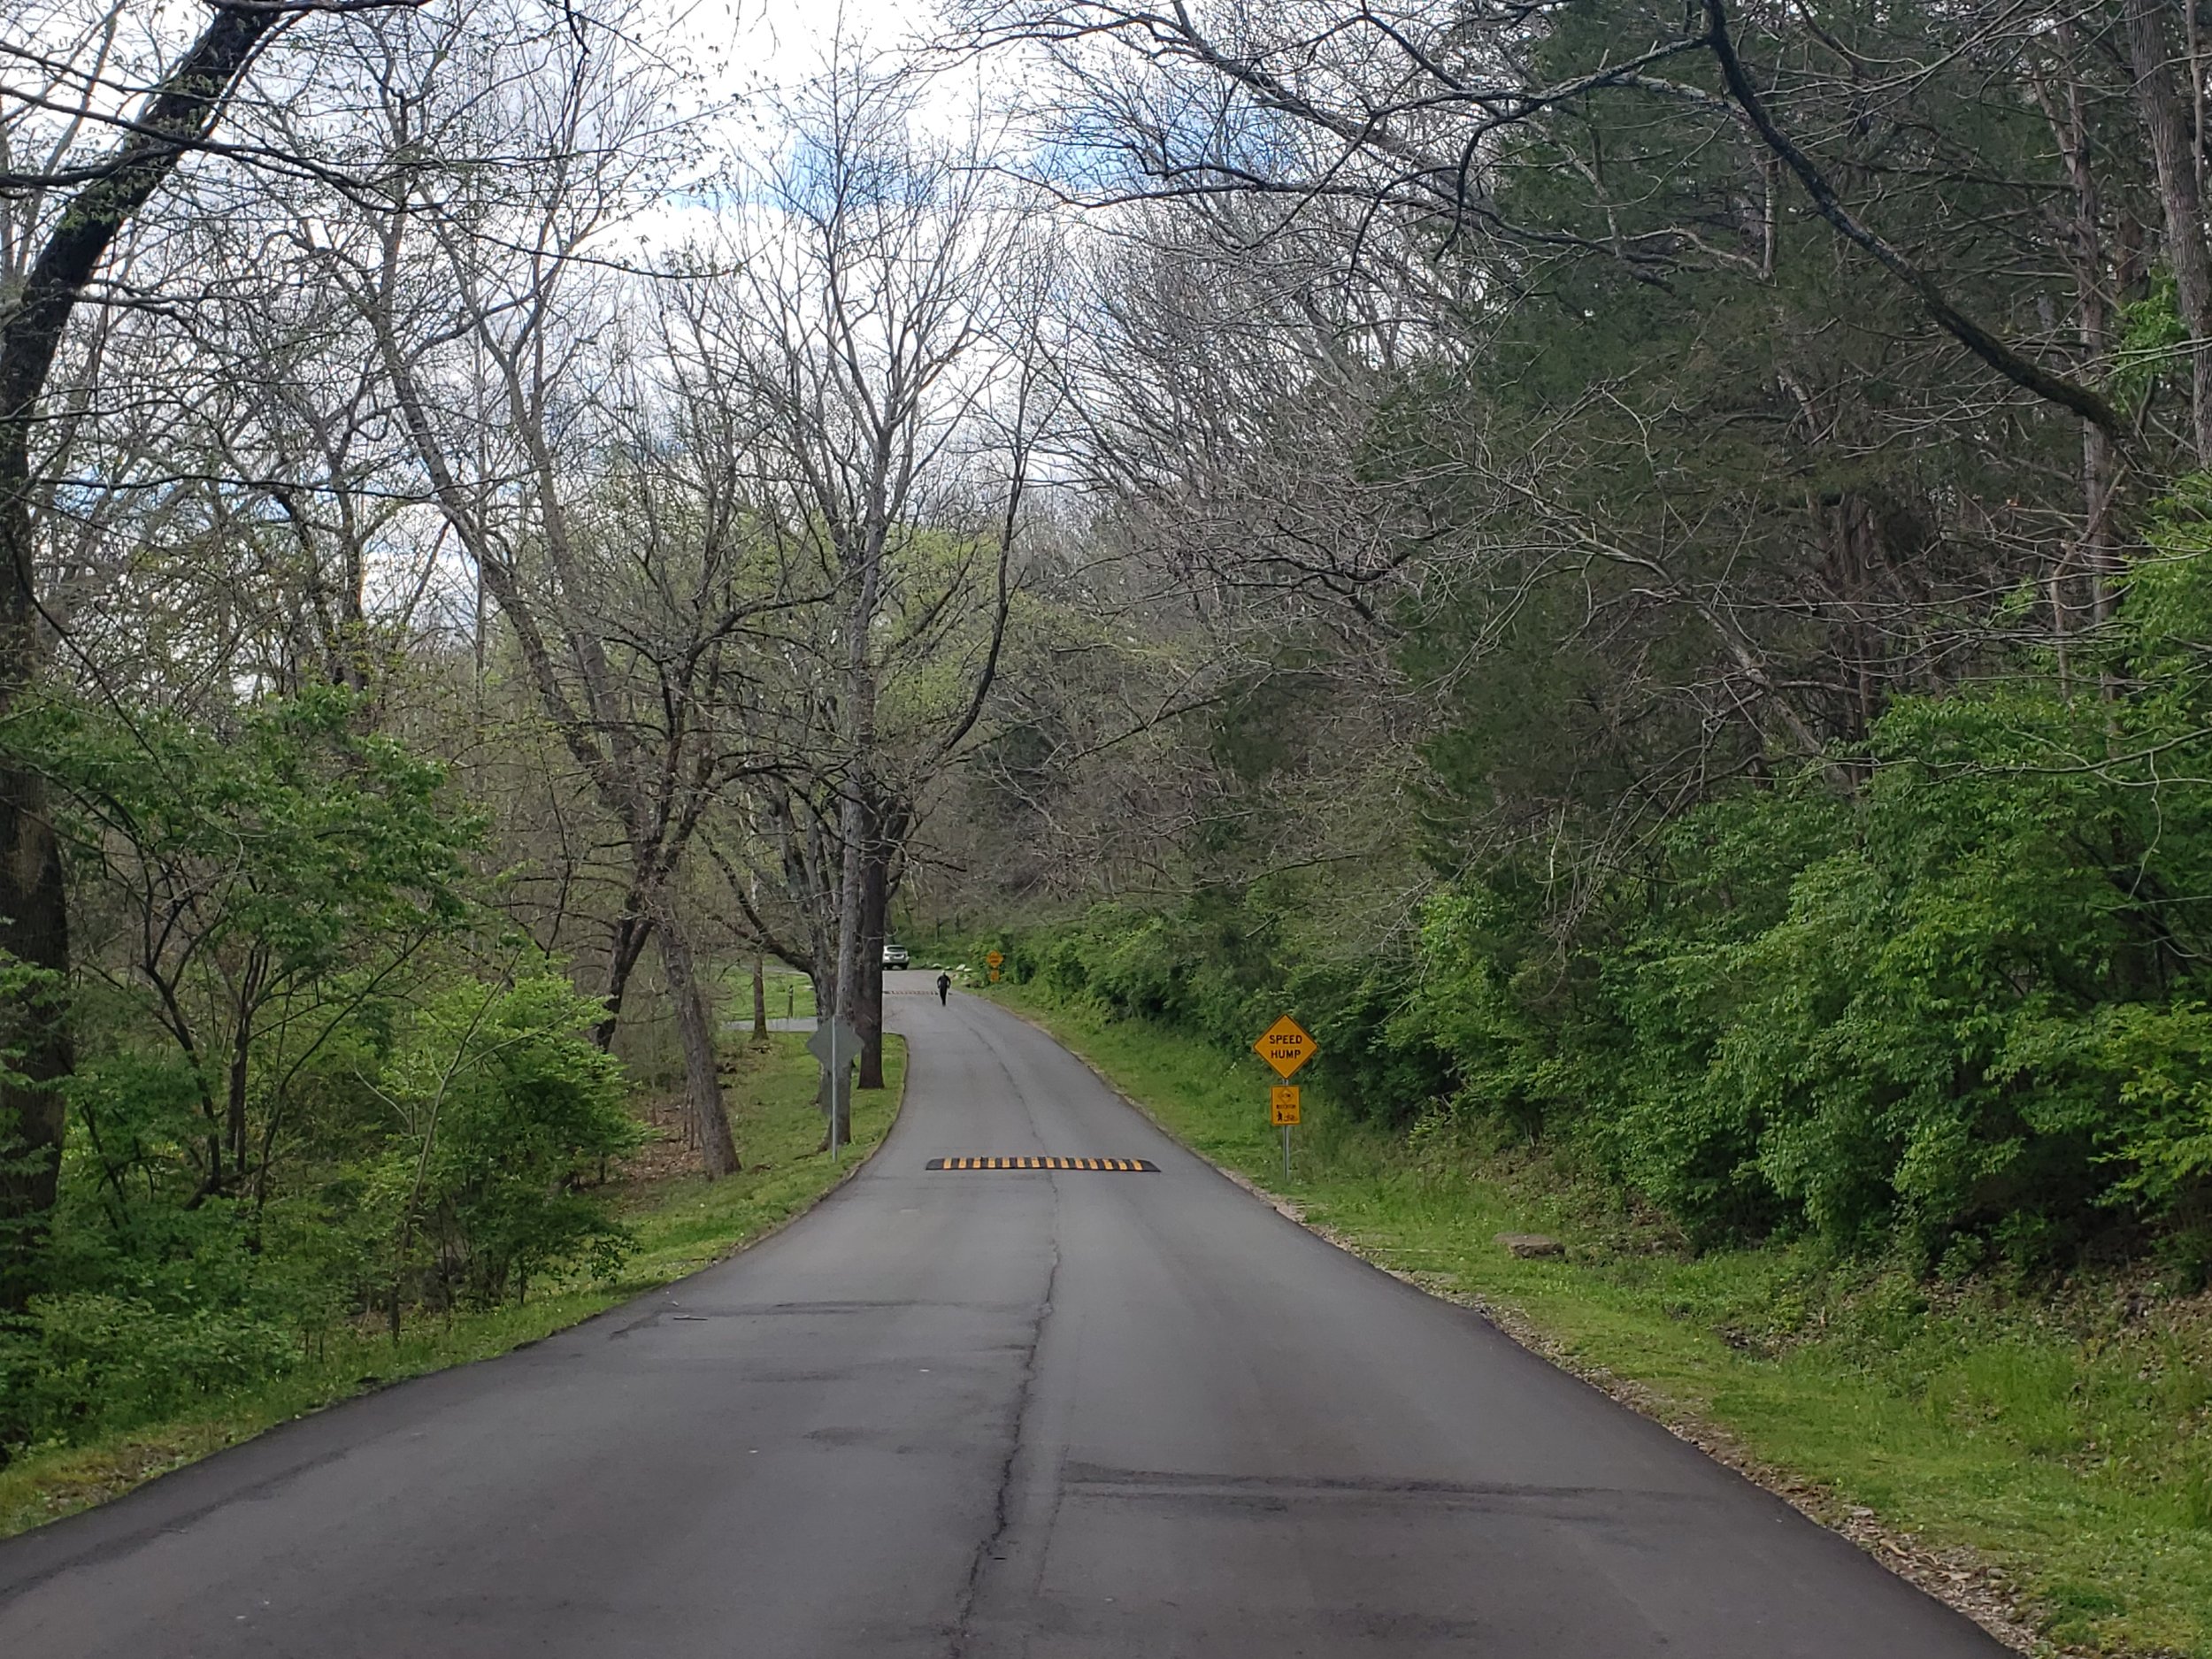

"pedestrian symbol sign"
[1271,1086,1301,1126]
[1254,1015,1316,1079]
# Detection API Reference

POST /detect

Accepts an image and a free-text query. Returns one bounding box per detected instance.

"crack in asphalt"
[947,1173,1062,1659]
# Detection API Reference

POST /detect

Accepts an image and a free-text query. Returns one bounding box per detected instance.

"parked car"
[881,941,910,970]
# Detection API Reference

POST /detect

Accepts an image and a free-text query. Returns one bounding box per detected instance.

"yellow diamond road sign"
[1255,1015,1316,1079]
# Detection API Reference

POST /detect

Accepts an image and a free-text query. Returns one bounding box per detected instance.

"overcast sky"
[696,0,959,107]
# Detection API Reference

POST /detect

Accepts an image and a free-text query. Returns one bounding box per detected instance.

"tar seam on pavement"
[926,1156,1157,1171]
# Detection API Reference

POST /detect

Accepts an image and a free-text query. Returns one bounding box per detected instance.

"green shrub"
[377,974,642,1311]
[1017,542,2212,1266]
[0,1293,298,1450]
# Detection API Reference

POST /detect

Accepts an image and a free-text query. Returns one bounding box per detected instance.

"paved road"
[0,974,2006,1656]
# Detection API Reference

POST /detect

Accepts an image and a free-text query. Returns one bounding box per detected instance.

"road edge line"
[669,1028,913,1270]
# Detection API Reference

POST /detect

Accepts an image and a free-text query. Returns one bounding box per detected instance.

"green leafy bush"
[1019,538,2212,1270]
[0,1294,298,1448]
[0,692,662,1463]
[376,974,642,1312]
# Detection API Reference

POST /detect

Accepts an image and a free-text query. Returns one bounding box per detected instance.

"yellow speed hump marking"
[1271,1085,1301,1126]
[925,1156,1157,1172]
[1255,1015,1317,1079]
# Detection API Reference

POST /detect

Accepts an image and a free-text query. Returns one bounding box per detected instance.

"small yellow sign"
[1271,1085,1301,1126]
[986,950,1005,968]
[1254,1015,1317,1079]
[988,968,1002,983]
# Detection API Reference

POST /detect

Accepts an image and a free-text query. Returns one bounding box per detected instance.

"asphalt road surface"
[0,972,2008,1657]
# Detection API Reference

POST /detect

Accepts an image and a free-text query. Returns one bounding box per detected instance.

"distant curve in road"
[0,972,2008,1656]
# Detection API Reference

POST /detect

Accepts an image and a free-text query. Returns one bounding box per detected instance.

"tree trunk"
[2128,0,2212,465]
[826,787,864,1148]
[857,818,887,1090]
[0,725,69,1306]
[0,3,281,1306]
[226,1001,255,1191]
[810,970,834,1127]
[656,915,740,1177]
[589,910,655,1051]
[2041,28,2125,670]
[751,946,768,1043]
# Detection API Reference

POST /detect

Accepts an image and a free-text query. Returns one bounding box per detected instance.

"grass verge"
[991,982,2212,1659]
[0,1029,902,1540]
[719,965,818,1022]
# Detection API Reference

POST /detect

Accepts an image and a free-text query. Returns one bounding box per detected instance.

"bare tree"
[939,0,2193,976]
[691,55,1046,1122]
[178,0,769,1176]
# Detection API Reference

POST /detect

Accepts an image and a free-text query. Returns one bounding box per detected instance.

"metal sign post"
[1254,1016,1317,1186]
[1271,1086,1301,1181]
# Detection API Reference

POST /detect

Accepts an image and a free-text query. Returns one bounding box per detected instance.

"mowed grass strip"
[991,982,2212,1659]
[0,1030,902,1540]
[725,968,818,1023]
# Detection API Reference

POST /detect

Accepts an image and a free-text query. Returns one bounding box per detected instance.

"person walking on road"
[936,972,951,1006]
